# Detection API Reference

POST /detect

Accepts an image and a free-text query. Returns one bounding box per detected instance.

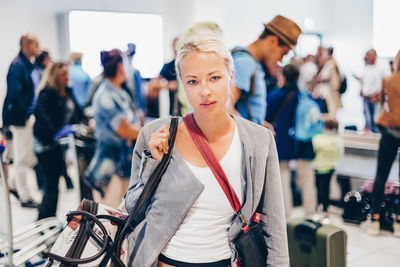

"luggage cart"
[0,137,67,266]
[67,125,96,201]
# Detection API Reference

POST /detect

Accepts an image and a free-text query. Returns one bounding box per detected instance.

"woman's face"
[117,62,127,83]
[58,66,69,89]
[179,51,232,116]
[43,55,51,67]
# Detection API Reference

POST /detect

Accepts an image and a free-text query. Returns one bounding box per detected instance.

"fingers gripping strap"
[121,117,179,234]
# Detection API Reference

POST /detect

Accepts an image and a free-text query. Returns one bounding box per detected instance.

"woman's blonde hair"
[175,22,223,53]
[175,33,234,82]
[38,62,68,92]
[394,49,400,73]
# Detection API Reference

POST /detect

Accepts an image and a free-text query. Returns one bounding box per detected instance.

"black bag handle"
[111,117,180,266]
[121,116,179,233]
[44,211,113,265]
[45,117,180,267]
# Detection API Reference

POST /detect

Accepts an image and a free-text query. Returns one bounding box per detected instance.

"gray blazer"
[125,116,289,267]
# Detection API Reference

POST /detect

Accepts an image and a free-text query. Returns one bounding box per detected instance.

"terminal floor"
[3,169,400,267]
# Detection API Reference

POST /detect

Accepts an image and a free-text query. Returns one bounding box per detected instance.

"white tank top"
[161,124,243,263]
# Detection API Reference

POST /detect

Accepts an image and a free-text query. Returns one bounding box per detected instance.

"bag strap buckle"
[252,212,262,223]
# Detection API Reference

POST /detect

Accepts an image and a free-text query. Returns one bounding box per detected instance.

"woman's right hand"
[148,125,170,161]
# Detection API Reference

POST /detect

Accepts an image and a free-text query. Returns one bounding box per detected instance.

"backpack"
[342,191,370,224]
[339,76,347,94]
[289,91,324,142]
[334,64,347,94]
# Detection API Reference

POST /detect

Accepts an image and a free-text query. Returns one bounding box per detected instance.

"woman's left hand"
[148,125,170,161]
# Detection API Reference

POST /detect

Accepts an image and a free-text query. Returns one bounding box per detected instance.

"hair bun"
[100,50,110,65]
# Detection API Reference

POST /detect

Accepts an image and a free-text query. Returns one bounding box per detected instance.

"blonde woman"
[125,34,288,266]
[34,62,85,219]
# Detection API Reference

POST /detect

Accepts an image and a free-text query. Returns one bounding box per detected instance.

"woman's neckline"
[178,122,238,169]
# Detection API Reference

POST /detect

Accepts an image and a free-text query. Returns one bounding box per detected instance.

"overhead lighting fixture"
[303,18,314,30]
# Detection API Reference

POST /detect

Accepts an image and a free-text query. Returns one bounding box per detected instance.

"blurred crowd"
[1,16,399,224]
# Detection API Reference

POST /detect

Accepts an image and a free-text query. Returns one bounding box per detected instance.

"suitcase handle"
[294,220,322,245]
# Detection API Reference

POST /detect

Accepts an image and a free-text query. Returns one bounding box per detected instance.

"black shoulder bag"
[44,117,179,267]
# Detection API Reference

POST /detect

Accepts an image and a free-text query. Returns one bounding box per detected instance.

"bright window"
[373,0,400,58]
[295,33,321,58]
[69,10,163,78]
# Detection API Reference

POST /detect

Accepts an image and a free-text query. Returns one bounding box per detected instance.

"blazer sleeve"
[262,130,290,267]
[124,128,160,214]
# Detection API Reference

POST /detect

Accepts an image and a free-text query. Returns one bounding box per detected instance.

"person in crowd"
[355,49,391,133]
[69,52,91,109]
[266,64,316,217]
[389,59,394,74]
[264,62,285,94]
[230,15,301,128]
[298,54,318,92]
[315,45,326,69]
[34,50,51,79]
[364,50,400,236]
[84,49,142,208]
[312,46,342,118]
[125,33,288,267]
[312,119,344,214]
[33,62,86,219]
[2,33,41,208]
[125,43,146,112]
[33,50,53,191]
[84,72,104,118]
[147,37,180,117]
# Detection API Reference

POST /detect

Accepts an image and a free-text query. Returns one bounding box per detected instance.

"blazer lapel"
[143,150,204,266]
[234,117,269,221]
[235,117,256,221]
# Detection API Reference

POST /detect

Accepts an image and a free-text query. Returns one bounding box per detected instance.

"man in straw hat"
[231,15,301,126]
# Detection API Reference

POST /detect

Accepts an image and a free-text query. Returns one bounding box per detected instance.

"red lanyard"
[183,114,242,214]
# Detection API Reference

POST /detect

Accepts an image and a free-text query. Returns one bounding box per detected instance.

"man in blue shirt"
[2,33,41,208]
[69,52,91,109]
[231,15,301,126]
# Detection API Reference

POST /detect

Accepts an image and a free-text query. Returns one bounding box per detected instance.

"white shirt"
[161,124,242,262]
[362,60,390,96]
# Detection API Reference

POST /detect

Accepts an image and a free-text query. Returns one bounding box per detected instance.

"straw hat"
[264,15,302,49]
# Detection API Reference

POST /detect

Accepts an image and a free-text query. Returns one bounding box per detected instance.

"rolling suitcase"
[287,218,347,267]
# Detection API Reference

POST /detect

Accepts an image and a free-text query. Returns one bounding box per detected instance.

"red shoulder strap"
[183,113,242,213]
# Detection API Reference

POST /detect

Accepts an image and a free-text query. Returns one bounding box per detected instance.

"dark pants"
[34,162,46,190]
[37,146,64,220]
[372,129,400,216]
[315,170,334,211]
